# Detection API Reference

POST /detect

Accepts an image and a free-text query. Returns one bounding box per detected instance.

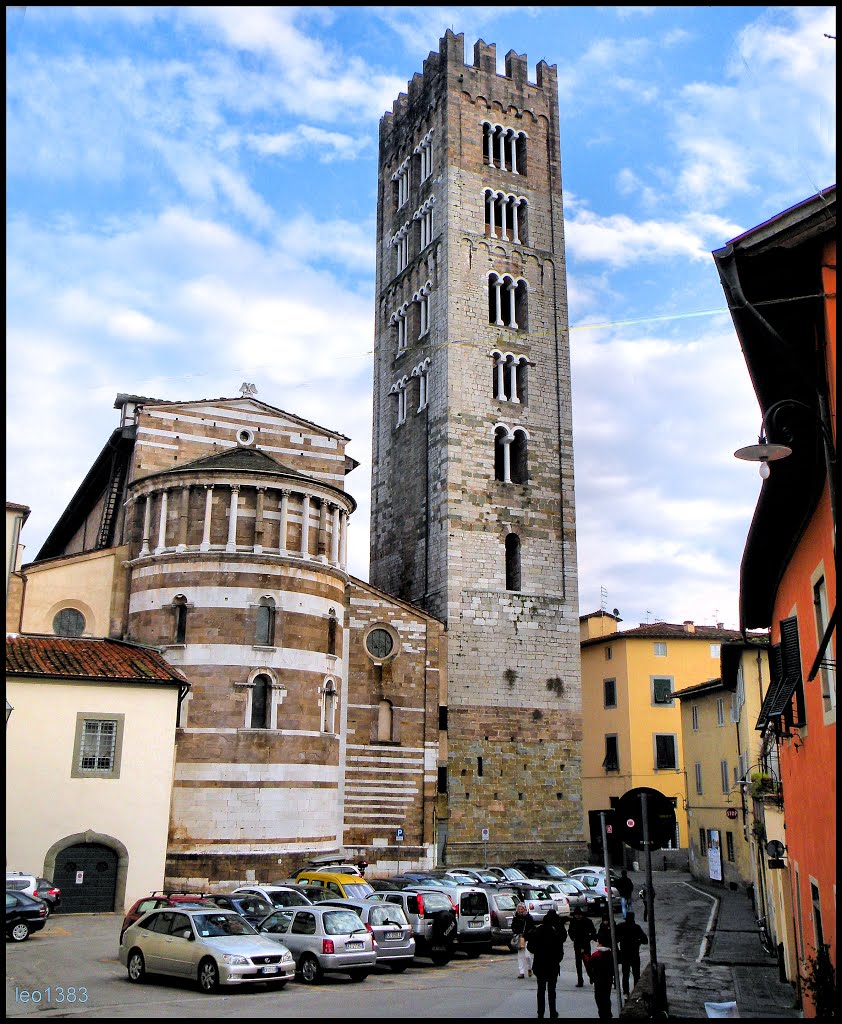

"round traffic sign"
[616,787,677,852]
[726,808,738,820]
[626,819,635,828]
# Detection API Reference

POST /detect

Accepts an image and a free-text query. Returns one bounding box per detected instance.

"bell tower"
[370,31,584,863]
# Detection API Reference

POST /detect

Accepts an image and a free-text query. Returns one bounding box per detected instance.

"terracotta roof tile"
[6,634,188,685]
[582,621,747,648]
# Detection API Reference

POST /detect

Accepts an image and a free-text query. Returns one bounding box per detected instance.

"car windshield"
[260,911,293,934]
[369,905,408,927]
[545,865,567,878]
[525,889,551,900]
[193,913,258,937]
[416,892,453,913]
[504,868,527,880]
[342,883,374,899]
[324,910,366,935]
[494,893,517,911]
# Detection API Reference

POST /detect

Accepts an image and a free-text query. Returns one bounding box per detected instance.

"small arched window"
[510,429,529,484]
[327,609,338,656]
[494,426,509,482]
[505,534,522,592]
[53,608,86,637]
[378,699,394,742]
[256,597,276,646]
[323,679,338,733]
[251,674,271,729]
[172,595,188,645]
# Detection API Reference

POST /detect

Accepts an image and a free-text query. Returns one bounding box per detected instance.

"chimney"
[716,622,724,630]
[683,620,695,634]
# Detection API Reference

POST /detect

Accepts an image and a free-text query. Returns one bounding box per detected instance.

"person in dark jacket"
[596,911,612,946]
[511,902,536,978]
[586,942,617,1019]
[615,869,634,917]
[527,907,567,1018]
[617,910,648,995]
[567,905,597,986]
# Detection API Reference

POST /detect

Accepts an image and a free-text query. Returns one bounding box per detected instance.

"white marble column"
[140,493,152,556]
[226,486,239,552]
[200,485,214,551]
[300,494,310,557]
[154,490,169,554]
[254,487,265,554]
[330,504,341,565]
[339,511,349,569]
[279,490,290,553]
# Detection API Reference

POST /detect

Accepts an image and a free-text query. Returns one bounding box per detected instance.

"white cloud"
[566,209,715,266]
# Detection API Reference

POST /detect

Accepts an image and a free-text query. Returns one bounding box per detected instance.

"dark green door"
[55,843,118,912]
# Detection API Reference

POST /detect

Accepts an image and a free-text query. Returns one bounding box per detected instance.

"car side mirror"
[182,930,194,940]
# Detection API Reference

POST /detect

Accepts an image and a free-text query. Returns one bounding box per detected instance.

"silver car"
[119,906,295,993]
[318,898,415,972]
[257,905,376,983]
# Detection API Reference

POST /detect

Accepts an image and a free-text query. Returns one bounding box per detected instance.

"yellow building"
[580,612,747,862]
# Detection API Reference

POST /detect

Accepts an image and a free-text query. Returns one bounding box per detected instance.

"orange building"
[714,185,836,1015]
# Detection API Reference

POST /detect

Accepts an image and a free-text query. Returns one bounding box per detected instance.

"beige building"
[580,611,749,861]
[5,634,186,911]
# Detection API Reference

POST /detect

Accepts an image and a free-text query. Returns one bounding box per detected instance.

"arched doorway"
[54,843,118,912]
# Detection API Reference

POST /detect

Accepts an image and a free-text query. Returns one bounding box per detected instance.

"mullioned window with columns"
[482,121,528,175]
[488,272,528,330]
[493,424,529,484]
[484,190,528,244]
[491,350,528,403]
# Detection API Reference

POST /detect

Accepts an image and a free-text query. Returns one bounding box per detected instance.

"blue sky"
[6,6,836,629]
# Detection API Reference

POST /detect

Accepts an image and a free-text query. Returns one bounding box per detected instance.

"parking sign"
[396,827,404,842]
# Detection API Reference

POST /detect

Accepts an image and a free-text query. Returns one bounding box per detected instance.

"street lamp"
[734,397,837,532]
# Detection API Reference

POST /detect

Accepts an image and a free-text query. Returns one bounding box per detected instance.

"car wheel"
[198,958,220,993]
[389,963,409,973]
[430,952,451,966]
[299,953,323,984]
[348,969,369,982]
[127,949,146,983]
[10,921,31,942]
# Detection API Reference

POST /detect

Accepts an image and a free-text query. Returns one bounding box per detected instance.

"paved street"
[5,870,802,1018]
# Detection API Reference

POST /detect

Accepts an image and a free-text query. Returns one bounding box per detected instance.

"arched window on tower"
[494,426,509,482]
[172,595,188,644]
[484,191,527,244]
[327,609,338,656]
[505,534,522,592]
[491,351,529,403]
[378,699,394,742]
[255,596,276,646]
[488,273,527,330]
[250,673,271,729]
[322,679,338,733]
[482,122,528,174]
[510,428,529,484]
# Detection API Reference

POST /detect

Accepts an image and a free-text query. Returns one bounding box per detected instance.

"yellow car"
[293,870,375,900]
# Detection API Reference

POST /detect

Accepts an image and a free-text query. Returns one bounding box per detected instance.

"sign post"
[641,792,657,970]
[395,827,404,874]
[600,811,623,1015]
[481,828,490,867]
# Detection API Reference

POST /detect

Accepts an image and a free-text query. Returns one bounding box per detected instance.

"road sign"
[616,787,677,851]
[395,828,404,842]
[606,824,613,834]
[481,828,490,841]
[726,808,738,819]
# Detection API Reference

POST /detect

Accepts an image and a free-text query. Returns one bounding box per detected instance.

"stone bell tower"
[370,31,584,864]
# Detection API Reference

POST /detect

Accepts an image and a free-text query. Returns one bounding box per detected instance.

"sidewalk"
[626,869,801,1019]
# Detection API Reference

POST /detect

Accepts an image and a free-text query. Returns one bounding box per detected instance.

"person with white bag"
[511,901,536,978]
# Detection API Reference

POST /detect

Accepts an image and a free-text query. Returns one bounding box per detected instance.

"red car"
[120,891,213,940]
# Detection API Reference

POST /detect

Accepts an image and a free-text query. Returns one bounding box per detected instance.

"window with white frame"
[602,735,619,771]
[813,573,836,714]
[251,673,272,729]
[413,281,432,337]
[327,609,338,657]
[494,424,529,484]
[172,595,189,644]
[652,676,674,705]
[414,128,434,182]
[488,272,527,330]
[321,678,338,733]
[710,643,721,658]
[694,761,703,794]
[390,377,410,427]
[412,358,431,411]
[392,156,410,208]
[654,641,667,657]
[389,223,410,274]
[414,196,435,250]
[390,303,410,354]
[654,733,677,770]
[491,350,528,403]
[691,704,700,731]
[484,190,527,243]
[716,697,725,726]
[482,121,527,174]
[255,596,276,647]
[71,713,125,779]
[720,758,730,794]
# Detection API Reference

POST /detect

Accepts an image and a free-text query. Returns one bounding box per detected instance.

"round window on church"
[53,608,86,637]
[236,427,255,447]
[366,627,396,661]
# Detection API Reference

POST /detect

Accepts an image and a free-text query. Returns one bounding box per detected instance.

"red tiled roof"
[582,622,746,648]
[674,677,723,698]
[6,634,188,685]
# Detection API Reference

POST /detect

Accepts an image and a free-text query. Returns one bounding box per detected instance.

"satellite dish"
[765,839,785,858]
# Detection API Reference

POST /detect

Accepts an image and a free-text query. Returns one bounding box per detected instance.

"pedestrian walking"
[638,883,654,922]
[527,906,567,1019]
[616,869,634,918]
[596,910,612,947]
[511,901,536,979]
[585,942,617,1019]
[567,905,597,987]
[617,910,648,995]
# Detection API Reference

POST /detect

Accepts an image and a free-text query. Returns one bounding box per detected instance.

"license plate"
[385,931,401,940]
[468,920,483,928]
[346,941,364,950]
[261,965,279,975]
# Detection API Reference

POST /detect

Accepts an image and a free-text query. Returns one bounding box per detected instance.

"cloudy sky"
[6,6,836,630]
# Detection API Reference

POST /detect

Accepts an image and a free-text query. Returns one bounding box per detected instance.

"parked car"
[293,870,375,900]
[447,886,493,956]
[366,878,403,892]
[300,862,364,877]
[566,870,621,911]
[318,898,415,972]
[502,881,557,922]
[510,860,569,881]
[551,876,603,915]
[367,888,457,965]
[120,906,295,992]
[536,881,572,919]
[232,884,313,910]
[485,866,529,884]
[35,879,61,916]
[6,890,48,942]
[120,892,215,941]
[206,892,275,926]
[484,887,518,949]
[257,904,376,983]
[5,873,40,900]
[442,868,500,886]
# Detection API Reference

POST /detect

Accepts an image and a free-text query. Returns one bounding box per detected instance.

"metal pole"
[641,793,657,969]
[601,811,623,1014]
